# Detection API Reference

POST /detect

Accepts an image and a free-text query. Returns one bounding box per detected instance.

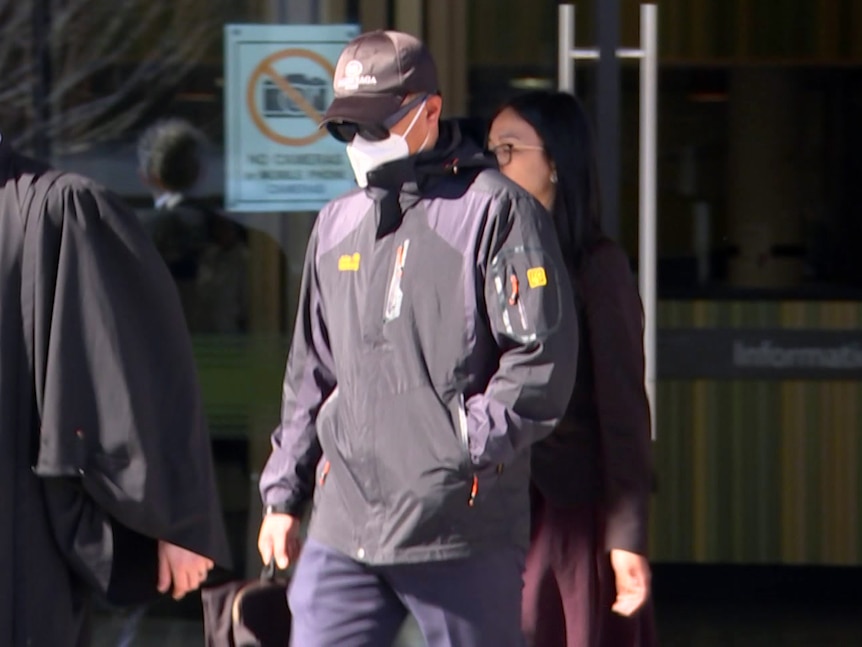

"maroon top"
[530,239,652,555]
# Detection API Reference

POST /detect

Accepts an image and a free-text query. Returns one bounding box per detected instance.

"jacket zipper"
[509,272,530,330]
[494,274,515,336]
[456,395,480,507]
[383,239,410,323]
[456,393,469,452]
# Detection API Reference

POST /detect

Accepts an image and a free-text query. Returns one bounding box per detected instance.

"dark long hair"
[493,91,603,273]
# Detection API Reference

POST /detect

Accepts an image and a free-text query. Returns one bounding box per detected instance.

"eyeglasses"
[488,142,545,167]
[326,94,428,143]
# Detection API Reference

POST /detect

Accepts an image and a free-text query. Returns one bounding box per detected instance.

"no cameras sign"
[224,24,360,213]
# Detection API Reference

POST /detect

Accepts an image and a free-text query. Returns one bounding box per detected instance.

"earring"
[550,170,558,184]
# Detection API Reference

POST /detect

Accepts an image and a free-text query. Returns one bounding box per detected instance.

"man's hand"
[610,549,651,616]
[157,541,214,600]
[258,513,302,570]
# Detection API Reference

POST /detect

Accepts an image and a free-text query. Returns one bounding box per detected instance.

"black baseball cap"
[320,30,439,129]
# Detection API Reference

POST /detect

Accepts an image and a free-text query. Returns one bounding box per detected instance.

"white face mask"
[346,99,429,188]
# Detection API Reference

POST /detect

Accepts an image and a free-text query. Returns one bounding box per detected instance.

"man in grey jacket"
[258,30,578,647]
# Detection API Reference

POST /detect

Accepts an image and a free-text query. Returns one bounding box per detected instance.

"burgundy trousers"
[521,488,658,647]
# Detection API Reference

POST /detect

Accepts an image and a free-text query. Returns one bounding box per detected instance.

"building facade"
[11,0,862,585]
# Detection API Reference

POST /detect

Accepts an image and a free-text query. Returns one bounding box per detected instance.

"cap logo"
[336,58,378,92]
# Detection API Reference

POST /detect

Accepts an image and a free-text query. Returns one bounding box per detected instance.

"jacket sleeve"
[259,220,336,515]
[582,243,652,555]
[466,192,579,469]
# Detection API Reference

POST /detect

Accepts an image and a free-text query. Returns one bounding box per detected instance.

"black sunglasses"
[326,94,427,143]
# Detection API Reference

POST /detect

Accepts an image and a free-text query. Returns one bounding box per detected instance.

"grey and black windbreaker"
[260,121,578,564]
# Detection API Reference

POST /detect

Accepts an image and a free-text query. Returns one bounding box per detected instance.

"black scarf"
[363,120,496,238]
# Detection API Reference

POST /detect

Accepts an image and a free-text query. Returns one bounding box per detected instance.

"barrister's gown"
[0,141,230,646]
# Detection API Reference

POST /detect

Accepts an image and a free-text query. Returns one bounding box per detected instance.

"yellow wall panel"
[651,301,862,565]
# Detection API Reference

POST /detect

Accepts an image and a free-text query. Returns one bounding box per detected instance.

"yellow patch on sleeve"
[527,266,548,288]
[338,253,361,272]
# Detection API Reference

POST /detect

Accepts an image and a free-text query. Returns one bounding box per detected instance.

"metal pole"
[31,0,52,160]
[558,3,659,437]
[558,4,574,92]
[638,4,658,440]
[596,0,621,241]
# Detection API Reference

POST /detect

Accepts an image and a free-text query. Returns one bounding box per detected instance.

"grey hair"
[137,118,205,192]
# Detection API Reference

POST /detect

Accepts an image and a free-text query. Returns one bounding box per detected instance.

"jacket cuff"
[262,492,306,518]
[604,494,649,555]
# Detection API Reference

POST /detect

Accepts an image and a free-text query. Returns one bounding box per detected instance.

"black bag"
[201,562,290,647]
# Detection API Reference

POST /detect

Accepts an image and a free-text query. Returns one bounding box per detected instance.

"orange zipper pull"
[319,460,331,485]
[468,475,479,507]
[508,274,519,305]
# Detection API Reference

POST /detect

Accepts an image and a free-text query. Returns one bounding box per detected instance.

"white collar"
[155,192,184,209]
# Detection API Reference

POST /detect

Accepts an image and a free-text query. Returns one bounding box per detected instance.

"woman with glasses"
[488,91,657,647]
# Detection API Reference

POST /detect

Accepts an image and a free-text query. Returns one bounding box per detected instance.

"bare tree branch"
[0,0,221,153]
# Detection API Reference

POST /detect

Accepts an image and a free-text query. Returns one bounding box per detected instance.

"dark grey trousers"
[288,539,527,647]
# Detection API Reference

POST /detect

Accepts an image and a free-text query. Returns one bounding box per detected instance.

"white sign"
[224,24,360,212]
